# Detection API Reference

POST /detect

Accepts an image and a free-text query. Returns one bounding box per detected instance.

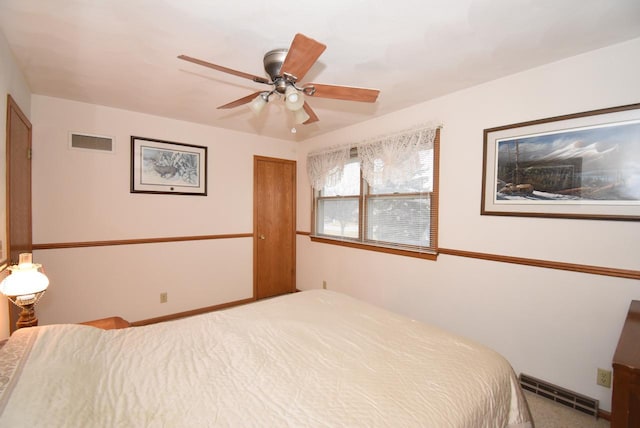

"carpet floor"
[525,391,610,428]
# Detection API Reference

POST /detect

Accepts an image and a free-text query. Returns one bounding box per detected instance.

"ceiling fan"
[178,33,380,127]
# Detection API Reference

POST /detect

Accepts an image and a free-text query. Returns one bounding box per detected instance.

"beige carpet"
[525,391,610,428]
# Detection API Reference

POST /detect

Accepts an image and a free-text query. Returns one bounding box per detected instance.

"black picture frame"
[130,136,207,196]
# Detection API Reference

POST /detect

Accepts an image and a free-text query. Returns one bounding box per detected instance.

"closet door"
[6,95,33,333]
[253,156,296,299]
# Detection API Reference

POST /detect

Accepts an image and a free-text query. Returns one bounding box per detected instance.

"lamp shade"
[248,93,268,115]
[0,253,49,297]
[293,108,310,124]
[284,85,305,111]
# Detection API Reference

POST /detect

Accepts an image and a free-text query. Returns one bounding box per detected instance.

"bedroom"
[0,0,639,423]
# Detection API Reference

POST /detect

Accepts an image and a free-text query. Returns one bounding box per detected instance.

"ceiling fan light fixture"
[284,85,304,111]
[248,93,268,115]
[178,33,380,131]
[293,108,310,125]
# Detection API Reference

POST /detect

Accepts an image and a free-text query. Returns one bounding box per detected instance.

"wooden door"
[254,156,296,299]
[6,95,33,332]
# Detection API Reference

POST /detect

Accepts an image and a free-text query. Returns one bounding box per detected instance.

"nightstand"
[612,300,640,428]
[80,316,131,330]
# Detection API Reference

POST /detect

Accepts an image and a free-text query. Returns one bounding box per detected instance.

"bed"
[0,289,532,427]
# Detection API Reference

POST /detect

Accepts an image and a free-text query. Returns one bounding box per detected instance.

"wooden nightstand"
[612,300,640,428]
[80,316,131,330]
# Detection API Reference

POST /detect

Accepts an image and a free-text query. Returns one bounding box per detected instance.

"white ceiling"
[1,0,639,142]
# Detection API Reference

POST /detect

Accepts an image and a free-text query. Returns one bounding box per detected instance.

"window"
[316,159,361,239]
[309,127,439,259]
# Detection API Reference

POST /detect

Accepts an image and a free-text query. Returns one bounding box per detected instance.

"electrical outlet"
[322,280,327,289]
[596,368,612,388]
[160,292,168,304]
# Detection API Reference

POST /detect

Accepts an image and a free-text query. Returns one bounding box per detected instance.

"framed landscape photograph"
[481,103,640,221]
[130,136,207,195]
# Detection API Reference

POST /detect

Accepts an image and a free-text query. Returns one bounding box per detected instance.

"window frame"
[310,130,440,260]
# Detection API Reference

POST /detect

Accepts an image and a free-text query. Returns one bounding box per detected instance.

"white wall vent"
[519,373,599,418]
[69,132,114,153]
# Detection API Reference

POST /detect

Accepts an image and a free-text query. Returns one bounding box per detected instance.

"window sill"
[309,235,438,261]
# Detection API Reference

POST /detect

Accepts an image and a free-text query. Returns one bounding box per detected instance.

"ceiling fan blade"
[280,34,326,82]
[306,83,380,103]
[217,91,265,109]
[302,102,319,124]
[178,55,270,84]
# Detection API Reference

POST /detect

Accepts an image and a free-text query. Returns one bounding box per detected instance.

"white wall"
[296,37,640,412]
[0,30,31,338]
[30,96,297,326]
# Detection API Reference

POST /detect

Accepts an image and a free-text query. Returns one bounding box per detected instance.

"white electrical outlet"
[160,292,168,303]
[596,368,612,388]
[322,280,327,289]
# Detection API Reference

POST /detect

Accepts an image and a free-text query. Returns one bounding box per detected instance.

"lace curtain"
[357,126,437,187]
[306,125,439,189]
[306,145,352,190]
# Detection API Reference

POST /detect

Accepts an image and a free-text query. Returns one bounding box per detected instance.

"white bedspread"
[0,290,532,427]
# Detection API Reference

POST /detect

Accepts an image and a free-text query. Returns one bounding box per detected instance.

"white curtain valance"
[357,126,437,187]
[306,145,352,190]
[306,124,440,189]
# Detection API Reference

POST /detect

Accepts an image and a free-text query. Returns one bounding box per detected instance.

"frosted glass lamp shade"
[294,108,310,124]
[284,85,305,111]
[248,94,268,115]
[0,254,49,297]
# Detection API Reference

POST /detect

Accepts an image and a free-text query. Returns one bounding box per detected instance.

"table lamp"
[0,253,49,329]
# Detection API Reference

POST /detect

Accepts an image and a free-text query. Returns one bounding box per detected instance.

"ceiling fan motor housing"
[263,48,288,82]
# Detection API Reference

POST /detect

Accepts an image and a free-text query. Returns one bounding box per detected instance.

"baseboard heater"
[519,373,599,418]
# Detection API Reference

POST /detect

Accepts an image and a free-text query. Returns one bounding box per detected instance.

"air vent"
[69,132,114,153]
[520,373,599,418]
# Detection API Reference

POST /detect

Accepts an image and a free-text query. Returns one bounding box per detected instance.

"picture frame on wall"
[130,136,207,195]
[481,103,640,221]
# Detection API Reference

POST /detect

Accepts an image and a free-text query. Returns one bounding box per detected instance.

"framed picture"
[481,103,640,221]
[130,136,207,195]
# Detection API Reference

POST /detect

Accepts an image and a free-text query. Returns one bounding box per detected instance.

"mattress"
[0,289,532,427]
